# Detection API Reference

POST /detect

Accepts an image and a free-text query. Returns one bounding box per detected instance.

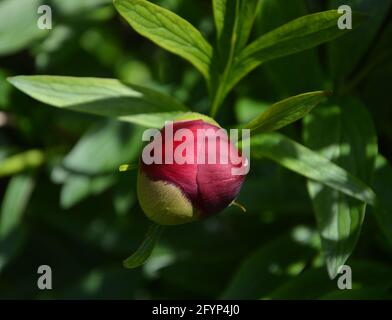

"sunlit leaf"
[114,0,213,81]
[8,76,188,128]
[304,98,377,278]
[248,132,376,205]
[243,91,327,134]
[225,10,365,98]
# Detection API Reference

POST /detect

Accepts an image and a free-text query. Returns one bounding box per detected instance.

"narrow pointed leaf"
[8,76,188,128]
[243,91,327,134]
[254,0,324,96]
[303,98,377,278]
[123,223,164,269]
[235,0,261,51]
[213,0,260,55]
[210,0,260,116]
[225,10,366,96]
[248,132,376,205]
[212,0,229,42]
[0,174,35,239]
[114,0,213,81]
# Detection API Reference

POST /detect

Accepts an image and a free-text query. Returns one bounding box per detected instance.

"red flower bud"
[137,113,248,225]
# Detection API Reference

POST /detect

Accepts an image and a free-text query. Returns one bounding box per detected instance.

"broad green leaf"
[123,223,164,269]
[243,91,327,134]
[0,174,35,239]
[226,10,365,97]
[60,175,117,210]
[372,155,392,245]
[0,149,45,177]
[8,76,188,128]
[304,98,378,278]
[57,120,143,209]
[0,0,48,56]
[248,132,376,205]
[114,0,213,81]
[221,229,317,299]
[328,0,392,81]
[62,121,143,175]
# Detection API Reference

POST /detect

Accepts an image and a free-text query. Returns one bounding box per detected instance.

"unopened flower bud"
[137,113,248,225]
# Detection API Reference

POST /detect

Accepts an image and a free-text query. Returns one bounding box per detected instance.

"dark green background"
[0,0,392,299]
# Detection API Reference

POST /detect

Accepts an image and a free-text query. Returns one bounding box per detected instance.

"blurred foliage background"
[0,0,392,299]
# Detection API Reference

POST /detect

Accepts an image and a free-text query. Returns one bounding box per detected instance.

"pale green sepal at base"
[137,171,199,225]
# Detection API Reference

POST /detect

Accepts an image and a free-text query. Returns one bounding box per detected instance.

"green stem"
[209,0,239,118]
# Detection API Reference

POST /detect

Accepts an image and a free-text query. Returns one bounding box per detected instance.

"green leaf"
[372,155,392,245]
[0,149,45,177]
[212,0,228,41]
[254,0,325,97]
[0,0,48,56]
[248,132,376,205]
[213,0,260,56]
[210,0,260,117]
[114,0,213,81]
[303,98,378,278]
[235,0,261,51]
[8,76,188,128]
[57,120,143,209]
[60,175,116,210]
[212,0,237,68]
[0,174,35,239]
[243,91,327,134]
[328,0,392,81]
[226,10,365,97]
[221,229,317,299]
[123,223,164,269]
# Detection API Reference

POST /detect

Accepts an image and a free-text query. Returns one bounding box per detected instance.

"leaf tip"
[6,76,17,86]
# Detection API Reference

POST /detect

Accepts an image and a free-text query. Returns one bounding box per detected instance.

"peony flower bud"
[137,113,248,225]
